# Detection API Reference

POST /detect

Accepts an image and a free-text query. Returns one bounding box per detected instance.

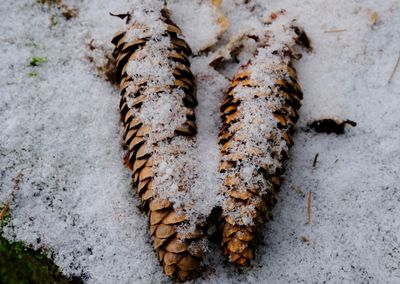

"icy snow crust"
[1,0,400,283]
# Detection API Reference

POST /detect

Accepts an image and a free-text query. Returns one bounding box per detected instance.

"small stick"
[307,191,312,224]
[0,172,23,221]
[312,153,319,168]
[388,53,400,84]
[0,204,10,221]
[324,29,347,33]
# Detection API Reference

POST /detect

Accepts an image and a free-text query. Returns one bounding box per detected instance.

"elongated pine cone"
[218,20,311,266]
[112,4,205,282]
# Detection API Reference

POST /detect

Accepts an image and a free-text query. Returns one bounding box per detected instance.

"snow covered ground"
[1,0,400,283]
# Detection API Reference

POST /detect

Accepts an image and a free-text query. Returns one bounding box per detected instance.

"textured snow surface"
[169,0,227,54]
[1,0,400,283]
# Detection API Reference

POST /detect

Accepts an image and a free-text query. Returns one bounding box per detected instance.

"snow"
[0,0,400,283]
[169,0,227,54]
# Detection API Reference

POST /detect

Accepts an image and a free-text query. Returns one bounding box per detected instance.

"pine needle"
[312,153,319,168]
[324,29,347,33]
[307,191,312,224]
[388,53,400,84]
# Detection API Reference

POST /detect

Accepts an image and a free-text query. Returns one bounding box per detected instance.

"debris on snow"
[209,31,255,69]
[0,172,23,222]
[323,29,347,33]
[388,53,400,84]
[368,10,379,27]
[168,0,229,54]
[307,191,312,224]
[86,39,117,85]
[309,118,357,135]
[38,0,78,20]
[312,153,319,168]
[300,235,311,244]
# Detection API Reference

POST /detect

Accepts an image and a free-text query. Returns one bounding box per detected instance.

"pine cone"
[112,6,205,282]
[218,22,310,266]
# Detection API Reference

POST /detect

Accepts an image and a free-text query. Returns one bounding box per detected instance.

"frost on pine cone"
[218,20,311,266]
[112,5,205,282]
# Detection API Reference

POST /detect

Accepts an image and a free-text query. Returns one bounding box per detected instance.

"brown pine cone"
[112,5,205,282]
[218,20,311,267]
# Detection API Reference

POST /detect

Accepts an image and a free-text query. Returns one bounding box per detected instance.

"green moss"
[29,57,47,67]
[27,72,39,77]
[0,236,83,284]
[0,206,81,283]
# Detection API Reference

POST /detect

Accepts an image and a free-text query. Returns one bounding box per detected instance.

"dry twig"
[312,153,319,168]
[388,54,400,84]
[307,191,312,224]
[324,29,347,33]
[0,204,10,221]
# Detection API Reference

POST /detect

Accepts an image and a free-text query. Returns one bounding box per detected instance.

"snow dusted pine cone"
[112,4,205,282]
[218,19,311,266]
